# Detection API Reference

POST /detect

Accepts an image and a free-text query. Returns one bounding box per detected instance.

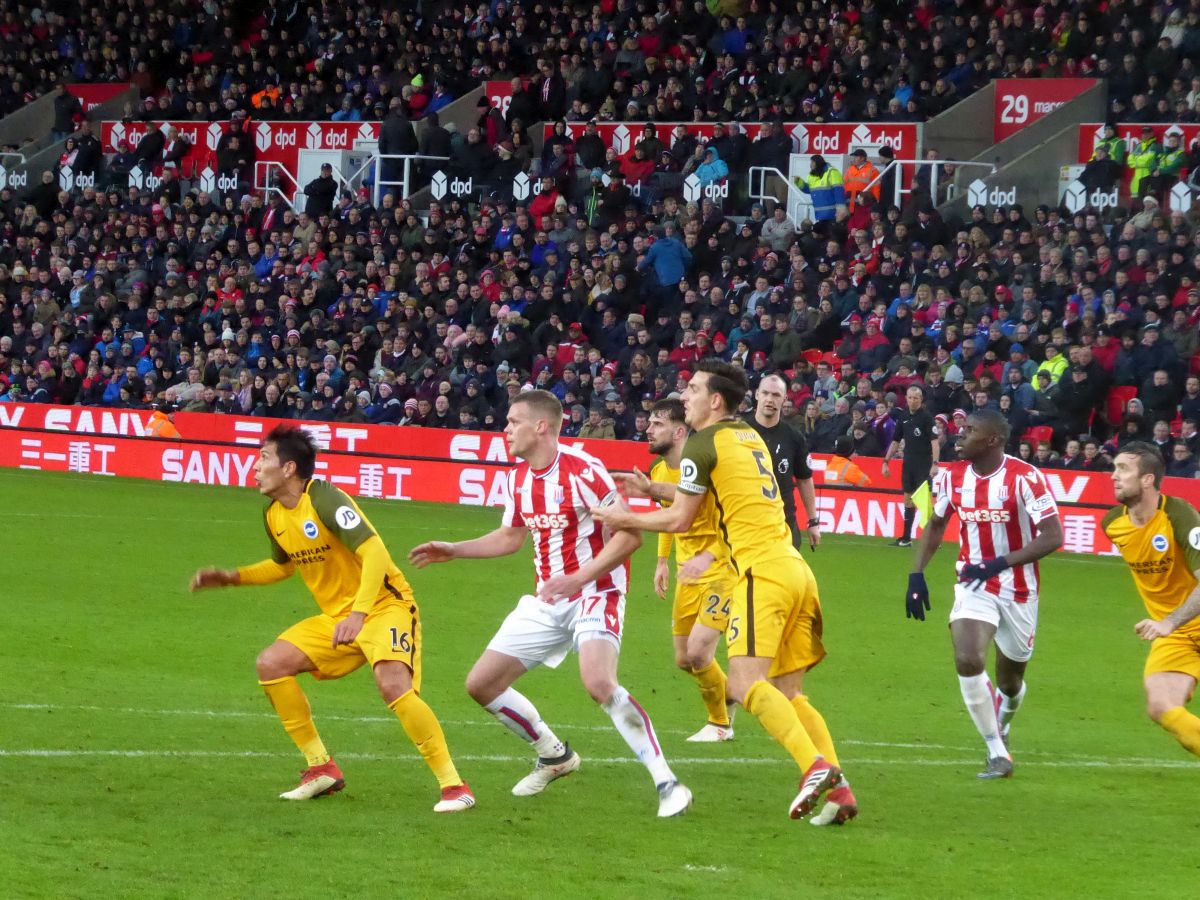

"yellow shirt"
[650,457,732,583]
[678,419,801,574]
[1102,495,1200,638]
[264,479,412,618]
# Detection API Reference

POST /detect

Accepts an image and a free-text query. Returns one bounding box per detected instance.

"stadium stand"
[1,1,1199,478]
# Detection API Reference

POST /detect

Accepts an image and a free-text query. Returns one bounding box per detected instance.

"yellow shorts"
[672,572,735,637]
[726,555,825,677]
[278,597,422,690]
[1144,631,1200,681]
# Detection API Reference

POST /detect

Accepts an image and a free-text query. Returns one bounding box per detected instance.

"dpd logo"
[256,123,272,153]
[967,179,1016,207]
[1062,180,1117,214]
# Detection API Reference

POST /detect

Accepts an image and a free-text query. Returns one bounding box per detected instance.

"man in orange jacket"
[843,149,880,211]
[824,436,872,487]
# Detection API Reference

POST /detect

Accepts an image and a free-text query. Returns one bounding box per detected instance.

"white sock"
[998,682,1026,733]
[958,674,1009,758]
[602,686,675,786]
[484,688,566,760]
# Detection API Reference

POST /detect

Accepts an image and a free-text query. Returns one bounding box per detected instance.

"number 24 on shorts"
[389,627,412,653]
[706,594,732,618]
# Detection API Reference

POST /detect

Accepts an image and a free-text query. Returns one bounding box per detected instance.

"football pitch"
[2,469,1197,899]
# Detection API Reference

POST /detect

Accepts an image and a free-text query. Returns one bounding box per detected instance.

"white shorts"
[948,583,1039,663]
[487,591,625,670]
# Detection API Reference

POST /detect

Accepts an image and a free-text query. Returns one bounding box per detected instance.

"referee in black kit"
[745,373,821,551]
[882,384,940,547]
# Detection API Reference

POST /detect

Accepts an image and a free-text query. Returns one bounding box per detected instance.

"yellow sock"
[744,680,820,772]
[260,676,329,767]
[791,694,839,767]
[1160,706,1200,757]
[689,660,730,726]
[390,690,462,790]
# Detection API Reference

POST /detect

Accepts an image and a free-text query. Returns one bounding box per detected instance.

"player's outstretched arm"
[190,559,293,592]
[593,489,703,534]
[615,467,676,502]
[537,529,643,603]
[410,525,527,568]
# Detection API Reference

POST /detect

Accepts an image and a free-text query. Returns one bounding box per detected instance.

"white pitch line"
[4,702,1194,766]
[0,748,1196,769]
[3,701,975,749]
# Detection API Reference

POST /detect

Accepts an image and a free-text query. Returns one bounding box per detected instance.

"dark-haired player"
[908,410,1064,779]
[594,360,857,825]
[1104,441,1200,758]
[616,398,735,742]
[190,426,474,811]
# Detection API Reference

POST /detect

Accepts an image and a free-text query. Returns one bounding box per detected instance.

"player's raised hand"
[613,467,652,498]
[1134,618,1174,641]
[590,497,632,530]
[653,559,670,599]
[906,572,930,621]
[409,541,455,568]
[537,573,582,605]
[190,568,235,592]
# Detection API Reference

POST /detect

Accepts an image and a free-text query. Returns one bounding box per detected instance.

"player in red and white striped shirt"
[907,410,1064,779]
[410,390,692,817]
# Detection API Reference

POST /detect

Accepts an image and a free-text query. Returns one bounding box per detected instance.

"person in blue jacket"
[636,221,692,303]
[694,145,729,186]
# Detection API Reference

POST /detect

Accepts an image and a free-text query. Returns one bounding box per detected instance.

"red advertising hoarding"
[992,78,1097,142]
[545,121,921,162]
[1077,123,1200,165]
[66,83,132,113]
[98,120,380,176]
[0,426,1136,556]
[5,402,1196,557]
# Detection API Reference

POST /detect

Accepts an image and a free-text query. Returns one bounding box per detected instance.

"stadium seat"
[801,349,823,365]
[1106,387,1139,427]
[1022,426,1054,446]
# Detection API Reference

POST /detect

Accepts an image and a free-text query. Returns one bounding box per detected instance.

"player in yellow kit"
[1103,442,1200,758]
[594,360,856,825]
[616,399,735,742]
[189,425,474,810]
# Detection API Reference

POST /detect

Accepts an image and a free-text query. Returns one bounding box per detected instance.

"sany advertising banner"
[0,426,1154,558]
[98,119,380,176]
[993,78,1097,142]
[546,121,921,163]
[0,402,651,472]
[66,83,132,113]
[6,402,1200,557]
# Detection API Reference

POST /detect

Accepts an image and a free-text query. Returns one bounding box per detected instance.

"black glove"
[958,557,1010,590]
[906,572,930,621]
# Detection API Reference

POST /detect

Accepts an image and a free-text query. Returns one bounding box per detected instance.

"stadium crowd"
[1,1,1199,478]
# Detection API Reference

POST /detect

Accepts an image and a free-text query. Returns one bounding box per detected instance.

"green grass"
[1,468,1198,899]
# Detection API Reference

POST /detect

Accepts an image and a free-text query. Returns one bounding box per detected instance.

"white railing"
[254,161,302,211]
[858,158,998,209]
[748,166,813,229]
[369,153,450,206]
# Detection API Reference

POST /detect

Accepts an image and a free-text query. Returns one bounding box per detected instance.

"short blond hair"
[511,389,563,430]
